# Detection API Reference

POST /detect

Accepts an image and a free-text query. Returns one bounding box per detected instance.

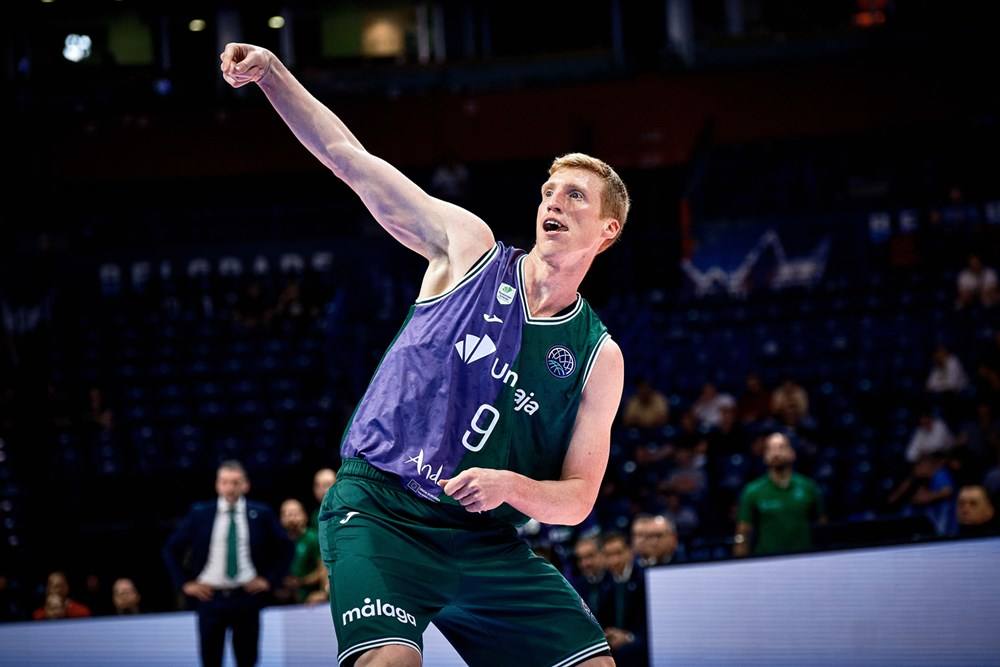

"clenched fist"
[220,43,274,88]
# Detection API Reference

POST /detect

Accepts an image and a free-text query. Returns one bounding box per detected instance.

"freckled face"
[536,168,616,256]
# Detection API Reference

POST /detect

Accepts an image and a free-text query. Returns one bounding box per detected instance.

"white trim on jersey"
[515,255,584,326]
[580,331,612,393]
[414,243,501,307]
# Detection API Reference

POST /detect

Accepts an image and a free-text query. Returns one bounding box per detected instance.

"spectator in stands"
[662,446,707,504]
[889,453,956,536]
[621,378,669,430]
[598,533,648,667]
[310,467,337,530]
[39,594,68,620]
[277,498,323,604]
[734,433,825,557]
[770,377,809,426]
[953,403,999,485]
[906,410,954,463]
[162,460,293,667]
[631,514,681,567]
[111,578,142,615]
[32,571,91,620]
[709,401,748,457]
[569,535,608,618]
[956,253,998,309]
[737,373,771,424]
[658,490,700,538]
[692,382,735,430]
[234,281,272,328]
[84,386,113,432]
[925,344,969,395]
[956,485,998,538]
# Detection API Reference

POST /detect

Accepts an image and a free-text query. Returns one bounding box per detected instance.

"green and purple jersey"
[340,242,611,524]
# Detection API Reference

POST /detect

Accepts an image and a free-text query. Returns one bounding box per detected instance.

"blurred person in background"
[956,253,998,309]
[621,378,669,430]
[630,514,681,567]
[691,382,735,430]
[277,498,323,604]
[31,571,90,620]
[888,453,956,536]
[598,533,648,667]
[111,577,142,615]
[736,373,771,425]
[162,460,292,667]
[734,433,825,557]
[309,467,336,530]
[906,410,954,463]
[925,343,968,395]
[770,377,810,427]
[955,485,998,538]
[570,535,608,617]
[38,594,68,621]
[709,400,748,457]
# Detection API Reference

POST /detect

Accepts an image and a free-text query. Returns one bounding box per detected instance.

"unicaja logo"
[342,597,417,627]
[454,333,496,364]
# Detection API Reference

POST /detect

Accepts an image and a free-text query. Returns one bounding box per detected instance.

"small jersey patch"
[496,282,516,305]
[546,345,576,378]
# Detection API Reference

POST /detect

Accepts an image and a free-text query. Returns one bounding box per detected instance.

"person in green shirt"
[279,499,324,603]
[734,432,826,556]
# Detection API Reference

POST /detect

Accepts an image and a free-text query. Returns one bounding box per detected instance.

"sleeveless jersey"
[340,242,611,524]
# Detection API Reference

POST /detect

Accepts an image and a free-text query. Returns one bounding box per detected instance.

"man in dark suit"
[598,532,649,667]
[163,460,292,667]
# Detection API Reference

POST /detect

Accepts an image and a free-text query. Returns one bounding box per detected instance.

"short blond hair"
[549,153,630,249]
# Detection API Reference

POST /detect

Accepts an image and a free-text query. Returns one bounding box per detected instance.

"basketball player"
[221,43,626,667]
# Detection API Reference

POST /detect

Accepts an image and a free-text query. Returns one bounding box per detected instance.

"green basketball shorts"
[318,458,610,667]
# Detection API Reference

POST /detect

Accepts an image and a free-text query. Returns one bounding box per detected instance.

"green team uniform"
[289,527,321,602]
[320,244,613,666]
[737,472,824,555]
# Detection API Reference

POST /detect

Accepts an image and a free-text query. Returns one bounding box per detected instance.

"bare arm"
[439,340,625,525]
[219,44,493,293]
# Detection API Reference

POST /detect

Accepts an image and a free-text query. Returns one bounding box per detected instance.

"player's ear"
[597,218,621,254]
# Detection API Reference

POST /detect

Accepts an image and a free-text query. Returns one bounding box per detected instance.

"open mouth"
[543,219,568,232]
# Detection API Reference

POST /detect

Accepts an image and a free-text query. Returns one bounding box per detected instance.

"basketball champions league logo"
[546,346,576,378]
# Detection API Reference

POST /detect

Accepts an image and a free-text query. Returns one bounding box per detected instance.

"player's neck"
[522,249,590,317]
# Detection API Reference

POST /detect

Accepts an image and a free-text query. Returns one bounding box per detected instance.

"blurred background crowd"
[2,4,999,657]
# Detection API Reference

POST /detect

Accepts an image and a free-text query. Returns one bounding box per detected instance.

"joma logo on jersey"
[490,359,540,414]
[342,597,417,627]
[406,449,443,482]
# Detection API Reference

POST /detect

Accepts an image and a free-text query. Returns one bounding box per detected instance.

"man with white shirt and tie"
[164,460,292,667]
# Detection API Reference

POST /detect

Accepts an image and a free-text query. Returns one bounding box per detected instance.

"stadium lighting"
[268,16,286,29]
[62,34,92,62]
[41,0,55,4]
[188,18,207,32]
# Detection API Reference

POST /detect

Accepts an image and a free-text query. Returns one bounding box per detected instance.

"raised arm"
[439,339,625,525]
[219,43,494,293]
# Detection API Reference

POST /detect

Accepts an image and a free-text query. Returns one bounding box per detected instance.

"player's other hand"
[438,468,510,513]
[220,43,273,88]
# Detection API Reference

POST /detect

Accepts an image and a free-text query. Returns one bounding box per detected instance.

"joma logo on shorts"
[342,597,417,627]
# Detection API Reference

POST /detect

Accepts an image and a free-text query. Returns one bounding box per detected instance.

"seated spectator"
[631,515,682,567]
[278,498,323,604]
[657,490,700,538]
[621,378,670,430]
[598,533,648,667]
[84,386,114,432]
[32,571,91,620]
[736,373,771,424]
[770,377,810,426]
[734,433,825,557]
[956,485,999,538]
[956,253,998,309]
[709,401,748,456]
[889,453,956,536]
[39,594,68,621]
[111,578,141,615]
[906,411,954,463]
[662,446,707,504]
[569,535,608,616]
[692,382,735,430]
[310,467,337,530]
[925,344,969,394]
